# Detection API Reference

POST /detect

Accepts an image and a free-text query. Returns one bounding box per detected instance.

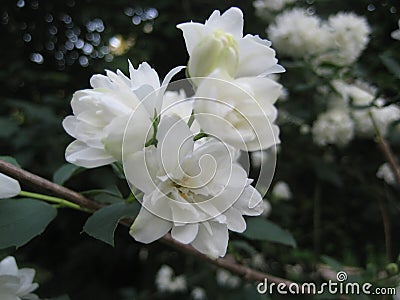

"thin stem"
[369,111,400,186]
[313,182,321,256]
[378,196,392,262]
[19,190,90,212]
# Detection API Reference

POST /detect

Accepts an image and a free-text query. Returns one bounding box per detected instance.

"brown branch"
[0,159,301,289]
[376,136,400,186]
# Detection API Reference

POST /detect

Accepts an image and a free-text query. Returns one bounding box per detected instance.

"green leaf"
[53,163,82,185]
[0,118,18,138]
[0,198,57,249]
[380,53,400,80]
[311,158,343,187]
[242,217,296,247]
[81,186,124,204]
[0,156,21,168]
[83,202,140,246]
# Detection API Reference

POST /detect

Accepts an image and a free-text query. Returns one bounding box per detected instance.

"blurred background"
[1,0,400,299]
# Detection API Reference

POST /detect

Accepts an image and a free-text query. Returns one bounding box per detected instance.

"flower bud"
[188,30,239,80]
[386,263,398,275]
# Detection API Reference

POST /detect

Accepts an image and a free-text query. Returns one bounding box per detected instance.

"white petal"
[130,207,172,243]
[176,22,209,55]
[65,141,115,168]
[233,185,263,216]
[0,174,21,199]
[191,222,229,258]
[206,7,243,38]
[237,34,284,77]
[124,147,158,194]
[0,257,19,276]
[223,207,246,232]
[171,223,199,244]
[157,115,194,179]
[129,61,160,91]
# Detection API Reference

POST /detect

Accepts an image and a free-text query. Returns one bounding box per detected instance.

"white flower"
[177,7,284,80]
[391,19,400,40]
[376,163,396,185]
[261,199,272,217]
[321,12,371,66]
[0,173,21,199]
[0,256,39,300]
[125,115,263,258]
[216,269,241,288]
[271,181,292,200]
[191,287,206,300]
[267,8,331,58]
[193,70,281,151]
[312,109,354,146]
[155,265,186,292]
[63,62,184,168]
[251,151,268,168]
[253,0,296,14]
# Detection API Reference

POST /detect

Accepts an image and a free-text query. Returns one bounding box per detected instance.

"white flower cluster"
[391,19,400,40]
[376,163,396,185]
[0,173,21,199]
[267,8,371,66]
[312,108,355,147]
[63,7,283,258]
[0,256,39,300]
[155,265,187,293]
[312,81,400,146]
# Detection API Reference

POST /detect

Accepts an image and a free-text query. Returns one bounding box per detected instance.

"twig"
[369,111,400,186]
[378,197,392,262]
[0,159,300,288]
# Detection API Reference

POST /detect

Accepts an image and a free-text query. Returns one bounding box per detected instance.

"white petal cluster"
[312,109,355,146]
[0,256,39,300]
[191,287,206,300]
[155,265,186,292]
[63,62,184,168]
[178,7,283,152]
[271,181,292,200]
[267,8,331,58]
[268,9,370,66]
[65,7,278,258]
[126,115,263,258]
[177,7,284,79]
[391,19,400,40]
[332,80,400,138]
[321,12,371,66]
[0,173,21,199]
[376,163,396,185]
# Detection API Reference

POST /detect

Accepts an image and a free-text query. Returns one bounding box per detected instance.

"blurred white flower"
[251,151,268,168]
[191,287,206,300]
[251,253,266,269]
[0,256,39,300]
[267,8,331,58]
[376,163,396,185]
[126,115,263,258]
[216,269,241,288]
[63,62,184,168]
[391,19,400,40]
[177,7,284,80]
[254,0,296,13]
[272,181,292,200]
[312,109,355,146]
[0,173,21,199]
[155,265,186,292]
[193,70,281,151]
[329,80,400,138]
[261,199,272,217]
[320,12,370,66]
[352,105,400,138]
